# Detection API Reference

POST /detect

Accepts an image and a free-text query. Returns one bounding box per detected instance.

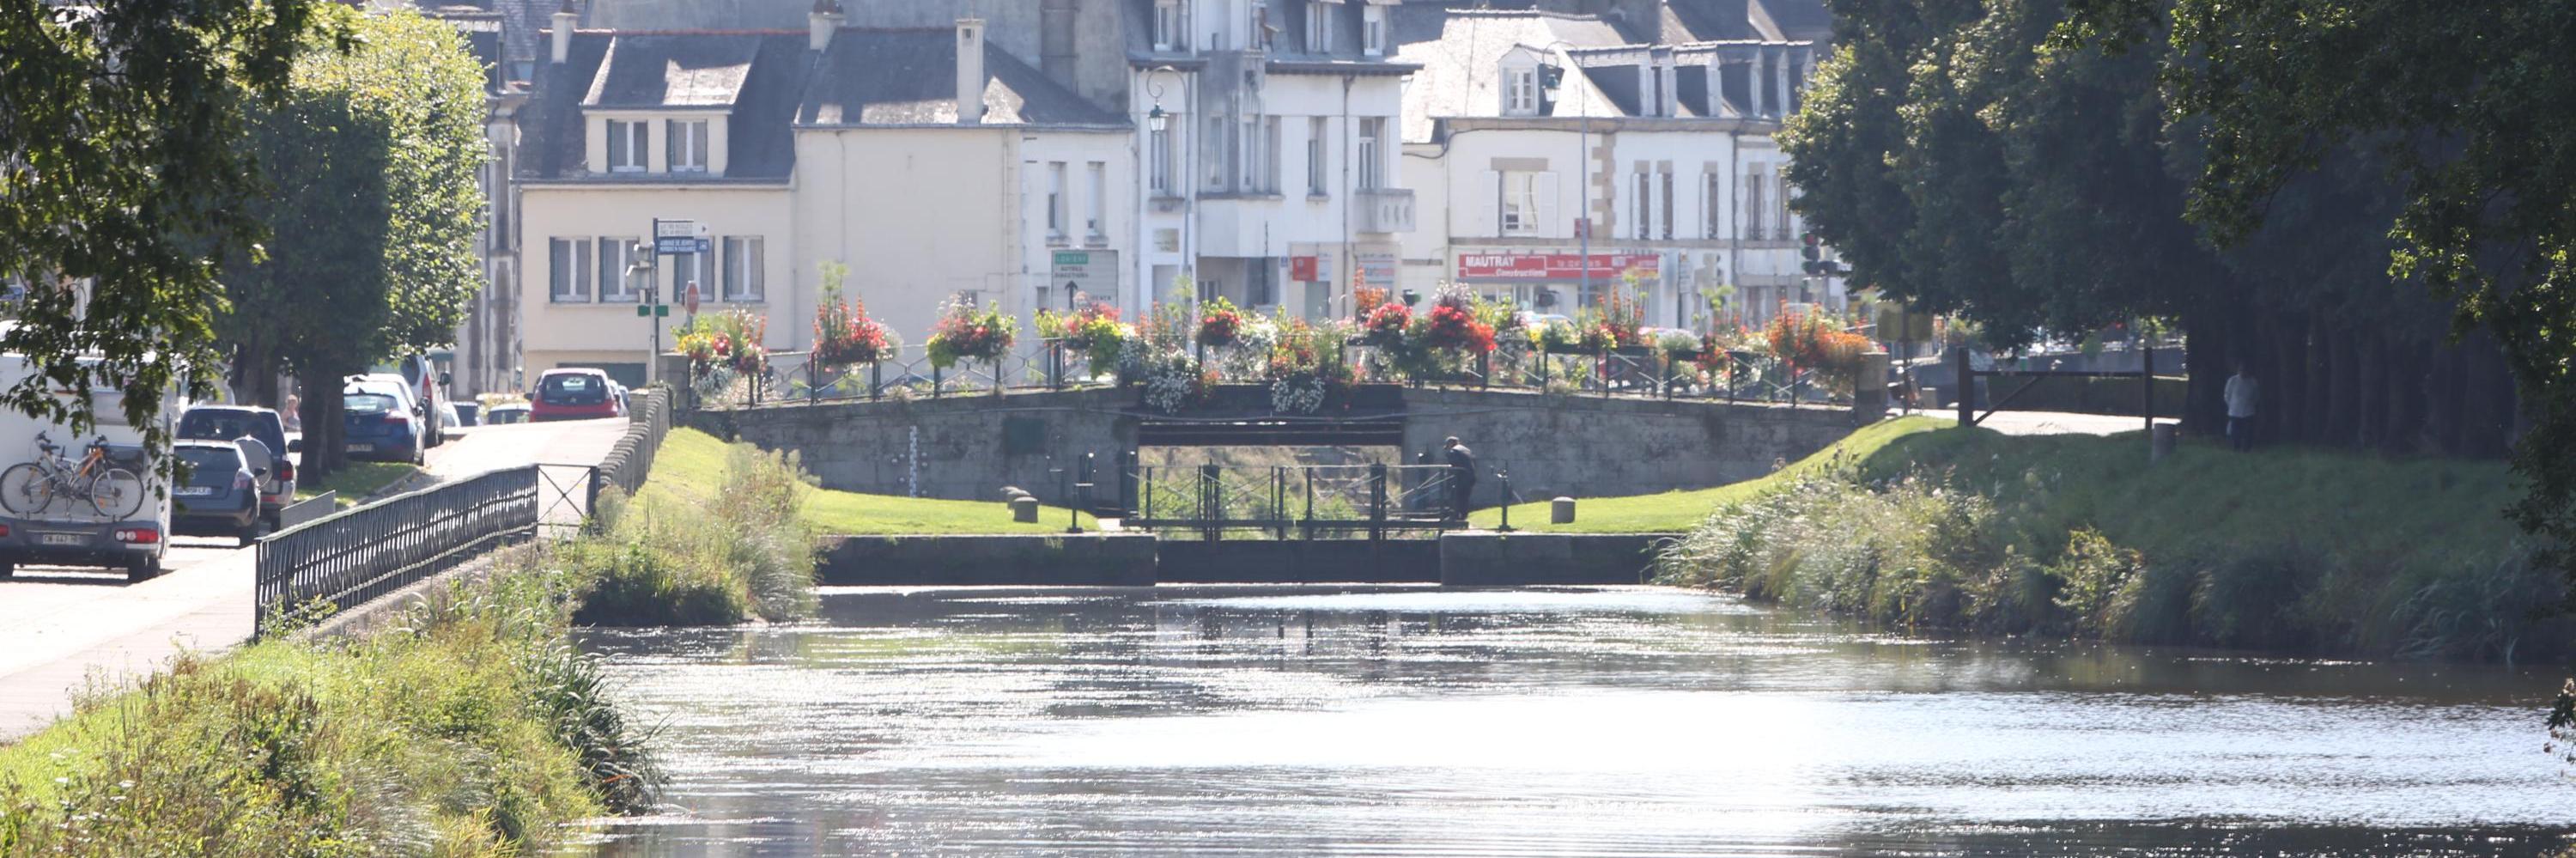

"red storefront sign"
[1455,252,1662,281]
[1290,255,1319,282]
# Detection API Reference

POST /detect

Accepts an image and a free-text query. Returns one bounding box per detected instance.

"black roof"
[799,28,1122,127]
[521,30,812,181]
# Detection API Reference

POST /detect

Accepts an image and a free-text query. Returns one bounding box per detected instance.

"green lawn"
[295,461,422,508]
[1467,416,1945,532]
[635,428,1093,534]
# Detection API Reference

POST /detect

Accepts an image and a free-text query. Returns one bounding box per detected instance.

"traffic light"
[1800,232,1824,275]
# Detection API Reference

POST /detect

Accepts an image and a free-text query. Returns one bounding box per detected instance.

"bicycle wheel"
[88,468,143,519]
[0,463,52,515]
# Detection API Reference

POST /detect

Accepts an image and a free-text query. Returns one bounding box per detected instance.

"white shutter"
[1477,169,1501,236]
[1535,172,1559,238]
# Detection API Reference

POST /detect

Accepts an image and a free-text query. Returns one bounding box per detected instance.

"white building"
[1122,0,1419,319]
[1394,0,1832,330]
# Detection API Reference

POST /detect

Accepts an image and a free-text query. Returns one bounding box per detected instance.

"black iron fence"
[253,466,540,635]
[1121,462,1467,540]
[693,338,1856,412]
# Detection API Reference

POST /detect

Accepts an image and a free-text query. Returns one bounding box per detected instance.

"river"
[570,585,2568,856]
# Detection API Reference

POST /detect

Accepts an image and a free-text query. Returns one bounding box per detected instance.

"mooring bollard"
[1011,496,1040,523]
[1551,496,1577,525]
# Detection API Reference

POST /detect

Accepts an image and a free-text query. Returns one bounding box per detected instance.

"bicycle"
[0,432,145,518]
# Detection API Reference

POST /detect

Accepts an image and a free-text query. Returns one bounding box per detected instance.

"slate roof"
[799,28,1124,127]
[1391,8,1631,143]
[1663,0,1760,42]
[584,33,762,107]
[1748,0,1830,41]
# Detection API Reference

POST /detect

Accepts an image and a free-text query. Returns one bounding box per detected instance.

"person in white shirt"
[2223,363,2260,451]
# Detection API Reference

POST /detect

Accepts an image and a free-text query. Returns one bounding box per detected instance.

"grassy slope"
[635,428,1091,534]
[1856,426,2525,580]
[295,460,421,507]
[1465,416,1945,532]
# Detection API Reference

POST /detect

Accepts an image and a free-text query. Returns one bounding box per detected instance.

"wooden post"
[2142,344,2156,438]
[1368,463,1388,543]
[1953,342,1974,427]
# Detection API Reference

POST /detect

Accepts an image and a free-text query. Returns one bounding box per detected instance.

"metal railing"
[690,338,1857,411]
[254,466,540,635]
[1122,462,1467,540]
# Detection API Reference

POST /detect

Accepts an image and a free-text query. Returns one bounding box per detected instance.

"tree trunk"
[2426,340,2465,455]
[2182,309,2230,437]
[2382,340,2427,456]
[2265,313,2305,446]
[2322,324,2359,447]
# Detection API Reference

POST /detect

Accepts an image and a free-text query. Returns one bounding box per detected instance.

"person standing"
[2224,363,2261,452]
[1443,436,1477,520]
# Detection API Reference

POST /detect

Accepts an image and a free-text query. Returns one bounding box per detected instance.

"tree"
[217,7,487,478]
[0,0,321,450]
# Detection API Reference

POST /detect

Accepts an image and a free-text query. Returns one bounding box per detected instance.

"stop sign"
[683,280,702,316]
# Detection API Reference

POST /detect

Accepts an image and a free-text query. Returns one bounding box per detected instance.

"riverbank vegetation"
[1467,417,1942,532]
[1656,426,2559,660]
[0,557,660,855]
[569,434,819,626]
[642,428,1091,535]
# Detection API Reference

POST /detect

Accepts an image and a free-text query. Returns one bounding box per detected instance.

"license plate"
[175,486,214,496]
[39,533,82,547]
[347,443,374,453]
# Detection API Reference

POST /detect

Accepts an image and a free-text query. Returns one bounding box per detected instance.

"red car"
[530,368,623,421]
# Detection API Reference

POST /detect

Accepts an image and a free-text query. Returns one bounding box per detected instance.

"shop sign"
[1455,252,1662,281]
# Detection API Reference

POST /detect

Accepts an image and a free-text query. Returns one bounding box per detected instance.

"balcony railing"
[1355,187,1415,234]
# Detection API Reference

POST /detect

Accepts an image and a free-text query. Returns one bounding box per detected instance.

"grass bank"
[295,460,421,508]
[1466,416,1944,532]
[0,557,659,855]
[641,428,1092,534]
[568,433,820,626]
[1655,424,2560,660]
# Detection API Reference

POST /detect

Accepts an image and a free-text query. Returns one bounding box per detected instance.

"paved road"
[1915,410,2169,437]
[0,416,630,742]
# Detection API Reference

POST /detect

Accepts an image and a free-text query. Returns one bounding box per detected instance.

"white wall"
[519,184,795,379]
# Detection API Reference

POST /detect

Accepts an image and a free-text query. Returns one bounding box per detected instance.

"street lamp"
[1144,64,1189,310]
[624,246,659,385]
[1530,40,1594,311]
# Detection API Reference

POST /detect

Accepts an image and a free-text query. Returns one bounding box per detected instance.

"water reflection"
[572,585,2571,857]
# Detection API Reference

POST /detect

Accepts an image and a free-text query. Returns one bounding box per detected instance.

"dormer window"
[1153,0,1185,52]
[668,119,708,173]
[1362,4,1384,56]
[1304,0,1334,53]
[605,119,647,173]
[1504,66,1539,115]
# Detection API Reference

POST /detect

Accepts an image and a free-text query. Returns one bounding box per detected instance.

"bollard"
[1010,496,1040,523]
[2150,423,2178,462]
[1551,496,1577,525]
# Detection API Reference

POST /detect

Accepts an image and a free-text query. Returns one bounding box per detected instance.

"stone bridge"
[684,386,1863,507]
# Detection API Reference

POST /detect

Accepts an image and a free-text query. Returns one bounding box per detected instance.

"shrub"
[2191,543,2322,649]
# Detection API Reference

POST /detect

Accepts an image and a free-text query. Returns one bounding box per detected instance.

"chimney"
[550,0,576,64]
[956,17,987,125]
[809,0,843,53]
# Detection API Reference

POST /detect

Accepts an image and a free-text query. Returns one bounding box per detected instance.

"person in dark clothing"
[1443,436,1476,520]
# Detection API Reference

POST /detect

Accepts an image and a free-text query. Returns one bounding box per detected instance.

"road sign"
[683,282,701,316]
[1050,249,1117,305]
[653,219,710,255]
[633,304,670,318]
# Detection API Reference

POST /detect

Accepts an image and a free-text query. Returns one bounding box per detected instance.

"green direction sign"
[634,304,671,318]
[1051,251,1090,265]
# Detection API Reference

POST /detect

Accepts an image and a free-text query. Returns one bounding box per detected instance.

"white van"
[0,356,173,581]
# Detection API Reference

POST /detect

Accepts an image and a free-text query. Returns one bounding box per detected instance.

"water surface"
[573,585,2570,856]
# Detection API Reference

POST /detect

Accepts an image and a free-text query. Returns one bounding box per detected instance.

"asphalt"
[0,416,631,742]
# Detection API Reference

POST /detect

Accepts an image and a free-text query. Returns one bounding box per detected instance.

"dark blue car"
[172,440,263,546]
[342,388,420,464]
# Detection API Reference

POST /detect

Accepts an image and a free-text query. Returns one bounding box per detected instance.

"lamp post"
[1145,64,1189,313]
[624,245,658,386]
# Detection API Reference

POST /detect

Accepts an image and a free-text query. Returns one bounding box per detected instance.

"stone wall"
[1400,388,1856,502]
[691,387,1135,505]
[697,386,1860,505]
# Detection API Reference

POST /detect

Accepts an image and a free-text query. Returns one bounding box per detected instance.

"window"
[1776,173,1795,240]
[1306,117,1327,195]
[1362,4,1385,56]
[1240,115,1260,190]
[1631,170,1650,240]
[1743,167,1767,240]
[1203,115,1228,191]
[598,238,639,301]
[1152,0,1184,51]
[1249,0,1271,49]
[605,119,647,172]
[1045,161,1067,241]
[549,237,592,302]
[1704,172,1722,239]
[1304,1,1332,53]
[1660,170,1674,240]
[1241,116,1279,192]
[722,236,764,301]
[1249,260,1275,306]
[1150,124,1174,194]
[1356,117,1383,190]
[1085,161,1107,240]
[667,119,708,173]
[1198,277,1220,302]
[672,250,714,303]
[1499,171,1540,236]
[1504,67,1538,115]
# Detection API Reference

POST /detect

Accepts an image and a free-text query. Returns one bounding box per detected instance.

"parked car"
[342,380,425,464]
[368,354,450,447]
[438,402,462,434]
[176,405,295,528]
[483,403,530,424]
[171,439,264,546]
[530,368,621,421]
